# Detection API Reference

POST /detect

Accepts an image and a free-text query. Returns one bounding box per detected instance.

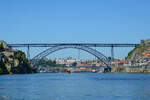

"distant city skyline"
[0,0,150,59]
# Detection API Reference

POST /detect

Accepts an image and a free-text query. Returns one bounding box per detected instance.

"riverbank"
[111,66,150,73]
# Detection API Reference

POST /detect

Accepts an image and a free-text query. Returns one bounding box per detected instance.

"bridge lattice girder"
[31,45,111,66]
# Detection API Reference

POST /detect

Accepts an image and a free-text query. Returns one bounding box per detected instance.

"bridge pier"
[27,45,30,59]
[78,48,80,61]
[111,46,114,61]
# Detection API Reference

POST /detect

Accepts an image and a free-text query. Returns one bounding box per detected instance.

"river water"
[0,73,150,100]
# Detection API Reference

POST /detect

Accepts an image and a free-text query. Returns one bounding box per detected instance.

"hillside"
[0,41,32,74]
[127,39,150,66]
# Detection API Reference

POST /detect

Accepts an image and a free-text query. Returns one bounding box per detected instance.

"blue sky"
[0,0,150,59]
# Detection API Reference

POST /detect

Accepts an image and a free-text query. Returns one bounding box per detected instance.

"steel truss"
[31,45,111,66]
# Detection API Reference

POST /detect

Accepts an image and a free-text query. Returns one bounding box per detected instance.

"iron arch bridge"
[31,45,111,67]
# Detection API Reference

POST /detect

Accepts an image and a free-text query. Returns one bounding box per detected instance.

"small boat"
[66,70,71,74]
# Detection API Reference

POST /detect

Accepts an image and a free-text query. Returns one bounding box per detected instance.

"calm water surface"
[0,73,150,100]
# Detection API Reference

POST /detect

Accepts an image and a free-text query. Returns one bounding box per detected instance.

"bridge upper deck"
[8,43,139,48]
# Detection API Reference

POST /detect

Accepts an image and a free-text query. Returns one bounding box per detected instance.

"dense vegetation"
[35,59,66,67]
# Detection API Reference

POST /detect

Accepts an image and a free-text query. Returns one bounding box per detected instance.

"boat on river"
[66,70,71,74]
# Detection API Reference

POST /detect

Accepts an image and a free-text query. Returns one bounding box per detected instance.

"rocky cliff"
[0,41,32,74]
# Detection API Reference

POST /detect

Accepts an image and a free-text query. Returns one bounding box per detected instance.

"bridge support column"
[27,45,30,60]
[111,46,114,61]
[78,49,80,61]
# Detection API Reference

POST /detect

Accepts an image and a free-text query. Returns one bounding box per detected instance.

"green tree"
[0,43,4,51]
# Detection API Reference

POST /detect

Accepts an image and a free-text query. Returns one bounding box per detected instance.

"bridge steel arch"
[31,45,111,66]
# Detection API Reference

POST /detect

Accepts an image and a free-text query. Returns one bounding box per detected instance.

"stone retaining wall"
[111,66,150,73]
